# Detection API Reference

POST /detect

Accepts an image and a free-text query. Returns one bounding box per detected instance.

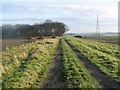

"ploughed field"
[1,36,119,88]
[1,39,28,51]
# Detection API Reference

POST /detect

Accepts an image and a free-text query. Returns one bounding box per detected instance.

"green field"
[1,36,119,88]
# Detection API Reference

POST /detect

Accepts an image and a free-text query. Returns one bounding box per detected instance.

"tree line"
[1,20,69,39]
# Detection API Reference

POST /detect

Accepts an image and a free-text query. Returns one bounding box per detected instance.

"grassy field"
[65,37,119,82]
[82,36,118,44]
[1,36,119,88]
[2,38,59,88]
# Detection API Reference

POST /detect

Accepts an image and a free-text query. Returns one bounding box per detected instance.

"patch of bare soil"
[65,39,119,88]
[42,39,65,88]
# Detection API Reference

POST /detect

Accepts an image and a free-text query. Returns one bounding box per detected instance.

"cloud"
[1,1,118,33]
[96,6,118,18]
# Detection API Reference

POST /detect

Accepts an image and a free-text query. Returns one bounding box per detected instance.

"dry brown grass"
[2,39,28,51]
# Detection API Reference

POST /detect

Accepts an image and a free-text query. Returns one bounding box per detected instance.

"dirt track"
[42,38,119,88]
[42,39,65,88]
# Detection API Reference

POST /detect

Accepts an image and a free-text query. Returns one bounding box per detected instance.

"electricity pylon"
[96,14,100,36]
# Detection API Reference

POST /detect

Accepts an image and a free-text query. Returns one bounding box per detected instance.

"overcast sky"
[1,0,119,33]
